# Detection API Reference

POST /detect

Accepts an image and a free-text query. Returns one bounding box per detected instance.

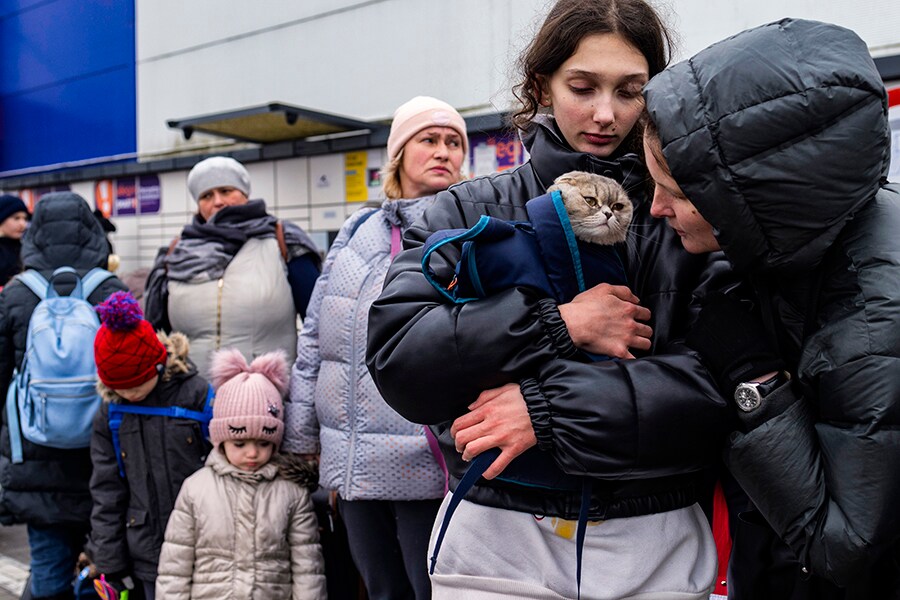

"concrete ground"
[0,524,28,599]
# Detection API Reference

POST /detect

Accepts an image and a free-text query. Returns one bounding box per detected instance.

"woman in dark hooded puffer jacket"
[0,192,127,599]
[644,18,900,599]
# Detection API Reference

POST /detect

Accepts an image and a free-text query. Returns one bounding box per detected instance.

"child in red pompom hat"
[82,290,213,599]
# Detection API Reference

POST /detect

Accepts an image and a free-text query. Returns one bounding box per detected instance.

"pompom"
[96,291,144,332]
[209,347,250,390]
[209,348,289,394]
[247,350,289,396]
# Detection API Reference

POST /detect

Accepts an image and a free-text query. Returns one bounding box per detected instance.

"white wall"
[96,0,899,276]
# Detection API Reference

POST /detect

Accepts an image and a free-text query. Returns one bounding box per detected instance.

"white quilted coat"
[156,451,326,599]
[168,237,297,379]
[283,197,445,500]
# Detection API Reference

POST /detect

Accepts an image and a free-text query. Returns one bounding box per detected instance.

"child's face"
[222,439,274,472]
[114,376,159,403]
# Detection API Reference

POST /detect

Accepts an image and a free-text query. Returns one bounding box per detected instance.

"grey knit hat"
[186,156,251,202]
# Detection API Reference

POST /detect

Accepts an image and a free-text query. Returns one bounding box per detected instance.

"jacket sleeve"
[85,404,130,574]
[156,480,197,598]
[519,352,729,478]
[726,356,900,586]
[144,247,172,332]
[367,189,579,424]
[289,489,327,599]
[0,292,14,397]
[284,214,363,454]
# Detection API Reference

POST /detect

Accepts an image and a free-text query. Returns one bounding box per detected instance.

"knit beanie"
[208,349,288,448]
[387,96,468,161]
[94,291,168,389]
[0,195,28,224]
[186,156,251,202]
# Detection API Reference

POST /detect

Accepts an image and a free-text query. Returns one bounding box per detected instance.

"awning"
[166,102,383,143]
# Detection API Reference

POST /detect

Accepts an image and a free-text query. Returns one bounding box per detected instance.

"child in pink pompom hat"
[157,348,326,598]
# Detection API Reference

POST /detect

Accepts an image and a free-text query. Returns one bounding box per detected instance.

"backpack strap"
[275,221,289,262]
[14,270,50,301]
[80,268,115,300]
[420,215,496,304]
[6,372,24,464]
[428,447,592,599]
[108,384,215,478]
[346,208,379,241]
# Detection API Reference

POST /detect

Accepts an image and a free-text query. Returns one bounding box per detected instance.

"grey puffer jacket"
[645,18,900,597]
[156,451,326,599]
[0,192,127,526]
[86,332,211,583]
[284,198,445,500]
[367,117,736,522]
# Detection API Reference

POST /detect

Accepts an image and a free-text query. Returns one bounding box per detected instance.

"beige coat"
[156,450,326,599]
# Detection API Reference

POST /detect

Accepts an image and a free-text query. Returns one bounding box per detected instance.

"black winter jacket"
[0,192,127,526]
[86,332,211,583]
[366,117,735,521]
[645,18,900,598]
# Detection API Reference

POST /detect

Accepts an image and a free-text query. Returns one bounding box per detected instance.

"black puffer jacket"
[86,332,211,583]
[0,192,127,526]
[645,18,900,597]
[367,118,735,521]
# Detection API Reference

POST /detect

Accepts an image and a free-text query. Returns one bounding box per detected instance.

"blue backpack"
[5,267,115,463]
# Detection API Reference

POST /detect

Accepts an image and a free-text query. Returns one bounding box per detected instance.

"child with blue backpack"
[82,291,212,600]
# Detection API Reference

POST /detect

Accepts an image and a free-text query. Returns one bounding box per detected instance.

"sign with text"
[94,176,161,217]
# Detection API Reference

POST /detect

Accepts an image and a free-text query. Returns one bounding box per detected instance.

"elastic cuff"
[536,298,579,360]
[737,380,798,431]
[520,377,554,452]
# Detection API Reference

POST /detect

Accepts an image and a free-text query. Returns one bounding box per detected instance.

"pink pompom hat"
[208,348,289,448]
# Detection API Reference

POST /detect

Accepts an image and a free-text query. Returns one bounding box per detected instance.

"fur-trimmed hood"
[97,331,194,402]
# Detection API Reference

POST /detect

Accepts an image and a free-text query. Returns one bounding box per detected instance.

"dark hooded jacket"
[645,18,900,597]
[366,116,735,521]
[86,331,211,583]
[0,192,127,526]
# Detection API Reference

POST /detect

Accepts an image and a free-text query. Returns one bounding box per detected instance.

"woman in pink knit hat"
[284,95,467,599]
[157,349,326,599]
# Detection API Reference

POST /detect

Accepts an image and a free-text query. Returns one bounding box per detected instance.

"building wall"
[2,0,899,277]
[0,1,136,173]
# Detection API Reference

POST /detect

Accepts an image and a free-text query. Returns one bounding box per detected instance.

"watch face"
[734,384,762,412]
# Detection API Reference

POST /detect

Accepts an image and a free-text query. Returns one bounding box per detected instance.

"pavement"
[0,524,27,600]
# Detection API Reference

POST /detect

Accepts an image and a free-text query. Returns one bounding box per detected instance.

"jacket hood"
[644,19,890,273]
[21,192,111,271]
[98,331,195,402]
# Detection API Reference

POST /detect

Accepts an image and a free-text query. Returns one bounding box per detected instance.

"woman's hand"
[558,283,652,358]
[450,383,537,480]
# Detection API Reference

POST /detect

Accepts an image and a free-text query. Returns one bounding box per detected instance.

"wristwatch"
[734,372,786,412]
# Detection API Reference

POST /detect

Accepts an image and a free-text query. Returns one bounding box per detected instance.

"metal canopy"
[166,102,383,143]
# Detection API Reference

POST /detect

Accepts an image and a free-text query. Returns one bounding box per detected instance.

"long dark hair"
[511,0,673,151]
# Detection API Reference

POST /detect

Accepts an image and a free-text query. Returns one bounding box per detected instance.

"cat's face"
[550,171,633,245]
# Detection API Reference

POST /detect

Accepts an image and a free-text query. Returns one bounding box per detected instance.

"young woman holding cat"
[366,0,735,597]
[643,19,900,598]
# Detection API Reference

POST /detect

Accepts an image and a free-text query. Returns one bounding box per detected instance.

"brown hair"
[511,0,673,151]
[641,113,672,177]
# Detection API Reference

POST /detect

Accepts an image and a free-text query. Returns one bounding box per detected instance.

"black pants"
[338,497,442,600]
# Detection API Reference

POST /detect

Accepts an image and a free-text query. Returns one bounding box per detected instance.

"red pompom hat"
[94,291,168,389]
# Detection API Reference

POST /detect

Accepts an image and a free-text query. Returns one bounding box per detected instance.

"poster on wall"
[468,132,524,178]
[94,176,161,217]
[345,151,368,202]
